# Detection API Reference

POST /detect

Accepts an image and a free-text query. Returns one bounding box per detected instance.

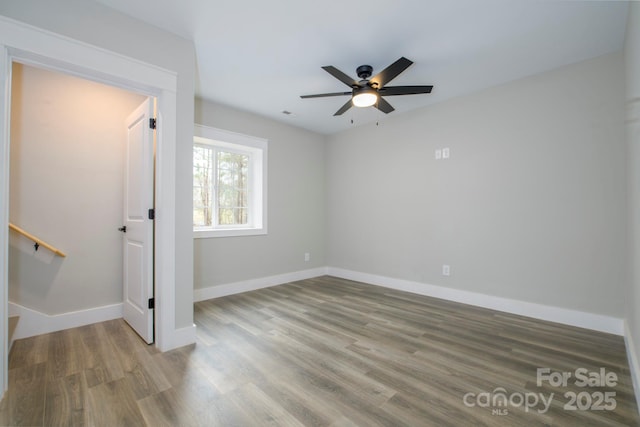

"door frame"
[0,16,180,396]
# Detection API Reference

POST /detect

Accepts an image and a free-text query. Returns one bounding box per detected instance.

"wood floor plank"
[201,328,343,425]
[78,322,125,388]
[85,377,147,426]
[43,372,86,426]
[329,416,360,427]
[150,345,223,410]
[8,361,47,426]
[8,333,49,371]
[102,319,147,372]
[197,393,257,426]
[0,387,9,427]
[226,382,306,427]
[213,325,402,426]
[3,275,639,426]
[137,387,202,427]
[47,329,83,380]
[265,329,397,406]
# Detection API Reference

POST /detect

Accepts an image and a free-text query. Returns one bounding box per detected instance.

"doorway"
[9,62,155,342]
[0,21,182,398]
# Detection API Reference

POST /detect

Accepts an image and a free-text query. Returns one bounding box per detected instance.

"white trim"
[8,302,123,340]
[153,89,180,352]
[624,322,640,412]
[194,125,267,150]
[0,16,176,93]
[194,267,327,301]
[326,267,624,335]
[163,323,197,349]
[194,228,268,239]
[194,265,624,336]
[0,44,9,400]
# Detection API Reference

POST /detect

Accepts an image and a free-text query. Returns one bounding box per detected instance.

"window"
[193,125,267,238]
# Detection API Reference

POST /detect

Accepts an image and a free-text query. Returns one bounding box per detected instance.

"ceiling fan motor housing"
[356,65,373,81]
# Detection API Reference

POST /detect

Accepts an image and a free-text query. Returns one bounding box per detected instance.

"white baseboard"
[161,323,197,351]
[193,265,623,336]
[194,267,328,302]
[327,267,624,336]
[9,267,625,353]
[9,301,197,351]
[8,301,123,340]
[624,322,640,412]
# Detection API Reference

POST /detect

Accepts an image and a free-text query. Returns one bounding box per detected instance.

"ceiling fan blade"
[378,85,433,96]
[369,57,413,88]
[375,97,395,114]
[300,91,352,99]
[334,99,353,116]
[322,66,359,88]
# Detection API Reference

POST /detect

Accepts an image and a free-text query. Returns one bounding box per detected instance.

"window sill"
[193,227,267,239]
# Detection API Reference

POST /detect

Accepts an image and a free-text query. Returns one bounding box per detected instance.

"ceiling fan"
[300,57,433,116]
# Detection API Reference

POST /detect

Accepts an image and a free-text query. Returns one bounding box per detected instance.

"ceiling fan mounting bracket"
[356,65,373,80]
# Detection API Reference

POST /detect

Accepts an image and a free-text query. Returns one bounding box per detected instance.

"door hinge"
[148,298,155,309]
[148,208,155,220]
[149,118,157,129]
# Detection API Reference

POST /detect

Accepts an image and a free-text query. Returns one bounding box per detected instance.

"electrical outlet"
[304,252,310,262]
[435,149,442,160]
[442,264,450,276]
[442,147,450,159]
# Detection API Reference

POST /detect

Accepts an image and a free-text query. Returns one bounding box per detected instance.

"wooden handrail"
[8,223,66,257]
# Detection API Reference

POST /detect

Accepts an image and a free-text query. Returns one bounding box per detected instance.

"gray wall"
[194,100,326,288]
[327,52,626,317]
[0,0,196,328]
[9,63,146,314]
[625,1,640,368]
[0,0,632,337]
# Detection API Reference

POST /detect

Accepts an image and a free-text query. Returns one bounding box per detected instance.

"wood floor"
[0,275,638,426]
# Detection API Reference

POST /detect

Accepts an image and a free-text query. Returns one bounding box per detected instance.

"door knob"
[118,226,127,233]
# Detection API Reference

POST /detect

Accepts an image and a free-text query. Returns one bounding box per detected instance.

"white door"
[121,98,155,343]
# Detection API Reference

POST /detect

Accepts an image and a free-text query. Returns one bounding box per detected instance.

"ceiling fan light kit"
[301,57,433,116]
[352,87,378,107]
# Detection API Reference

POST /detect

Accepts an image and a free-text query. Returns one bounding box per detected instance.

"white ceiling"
[95,0,628,135]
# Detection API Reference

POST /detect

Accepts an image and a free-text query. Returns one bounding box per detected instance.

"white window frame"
[193,124,267,238]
